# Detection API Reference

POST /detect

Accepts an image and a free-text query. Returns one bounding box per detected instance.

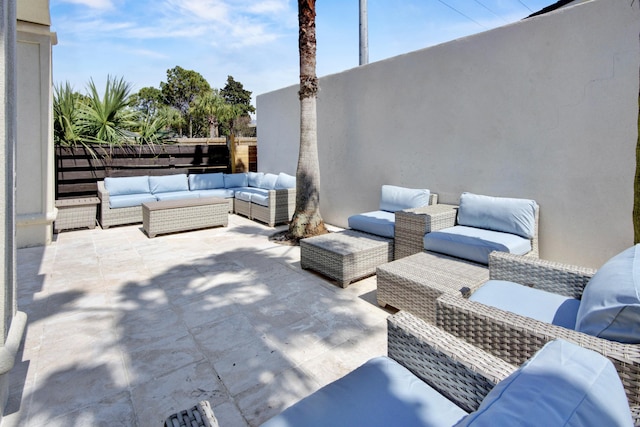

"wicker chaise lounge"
[436,250,640,409]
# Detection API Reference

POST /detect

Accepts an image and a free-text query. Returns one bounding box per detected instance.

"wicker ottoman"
[376,251,489,323]
[142,197,228,238]
[301,229,394,287]
[54,197,100,232]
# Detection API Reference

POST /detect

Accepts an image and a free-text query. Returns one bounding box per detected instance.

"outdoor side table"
[300,229,394,287]
[142,197,228,238]
[376,251,489,323]
[394,204,458,259]
[54,197,100,232]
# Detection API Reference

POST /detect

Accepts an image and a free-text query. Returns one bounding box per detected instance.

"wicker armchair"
[436,251,640,409]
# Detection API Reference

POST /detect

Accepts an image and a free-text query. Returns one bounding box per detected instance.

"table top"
[143,197,228,211]
[301,229,391,254]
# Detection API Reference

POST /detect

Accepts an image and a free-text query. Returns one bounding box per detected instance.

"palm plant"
[53,82,83,147]
[192,89,228,137]
[135,113,172,147]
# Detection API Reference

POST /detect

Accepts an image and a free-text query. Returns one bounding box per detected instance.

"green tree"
[191,89,229,138]
[288,0,328,239]
[160,66,211,138]
[130,86,163,117]
[220,75,255,135]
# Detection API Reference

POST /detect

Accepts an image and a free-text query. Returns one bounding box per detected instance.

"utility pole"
[359,0,368,65]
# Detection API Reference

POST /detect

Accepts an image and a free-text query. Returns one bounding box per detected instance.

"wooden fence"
[56,140,257,199]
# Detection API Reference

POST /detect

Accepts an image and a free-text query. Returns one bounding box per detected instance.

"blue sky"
[50,0,556,106]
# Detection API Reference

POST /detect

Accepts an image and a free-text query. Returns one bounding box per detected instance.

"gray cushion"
[104,176,150,196]
[248,172,264,188]
[379,185,430,213]
[575,244,640,343]
[109,193,156,209]
[261,356,468,427]
[149,174,188,194]
[224,173,248,188]
[154,191,200,201]
[260,173,279,190]
[457,340,633,426]
[348,210,396,238]
[194,189,235,199]
[275,172,296,189]
[188,173,224,190]
[457,192,537,239]
[469,280,581,329]
[424,226,532,264]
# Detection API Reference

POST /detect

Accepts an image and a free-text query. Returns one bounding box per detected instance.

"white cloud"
[58,0,115,10]
[247,0,289,15]
[163,0,230,23]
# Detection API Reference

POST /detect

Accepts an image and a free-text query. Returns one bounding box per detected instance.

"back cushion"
[575,245,640,343]
[149,174,188,194]
[224,173,248,188]
[457,192,537,239]
[275,172,296,189]
[104,176,150,196]
[379,185,430,213]
[457,340,633,426]
[261,173,279,190]
[248,172,264,188]
[188,173,224,190]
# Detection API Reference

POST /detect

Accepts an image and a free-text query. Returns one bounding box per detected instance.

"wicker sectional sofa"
[97,171,296,229]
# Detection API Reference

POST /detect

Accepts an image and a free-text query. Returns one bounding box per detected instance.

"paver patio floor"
[3,214,392,426]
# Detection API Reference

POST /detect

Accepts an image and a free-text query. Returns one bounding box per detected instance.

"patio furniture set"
[55,171,296,237]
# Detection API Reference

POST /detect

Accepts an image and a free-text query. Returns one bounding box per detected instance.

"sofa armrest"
[488,251,596,299]
[394,204,458,259]
[388,311,515,413]
[435,292,640,407]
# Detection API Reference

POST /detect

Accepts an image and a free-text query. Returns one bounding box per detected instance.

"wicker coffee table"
[142,197,228,238]
[376,251,489,323]
[300,229,394,287]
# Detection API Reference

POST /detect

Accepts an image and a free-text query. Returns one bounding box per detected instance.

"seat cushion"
[457,192,537,239]
[235,188,269,204]
[424,226,532,264]
[275,172,296,189]
[194,188,235,199]
[575,244,640,343]
[104,176,150,196]
[261,356,468,427]
[154,191,200,201]
[379,185,430,212]
[224,173,248,188]
[348,210,396,238]
[149,174,189,194]
[188,173,224,191]
[469,280,581,329]
[109,193,157,209]
[457,340,633,426]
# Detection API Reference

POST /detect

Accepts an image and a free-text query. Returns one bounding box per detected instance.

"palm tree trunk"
[289,0,327,239]
[634,92,640,243]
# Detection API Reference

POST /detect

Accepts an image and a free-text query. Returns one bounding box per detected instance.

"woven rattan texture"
[250,188,296,227]
[394,204,458,259]
[142,198,228,237]
[301,229,393,287]
[54,198,99,231]
[234,198,252,219]
[388,311,515,413]
[377,251,488,323]
[97,181,144,229]
[164,400,218,427]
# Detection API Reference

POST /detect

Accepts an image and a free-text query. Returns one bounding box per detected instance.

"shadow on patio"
[6,216,391,427]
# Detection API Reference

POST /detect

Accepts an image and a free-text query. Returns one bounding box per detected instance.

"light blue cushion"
[248,172,264,188]
[109,193,156,209]
[188,173,224,190]
[260,173,279,190]
[275,172,296,189]
[575,245,640,343]
[348,210,396,238]
[149,174,188,194]
[379,185,430,213]
[235,188,268,203]
[469,280,581,329]
[457,192,537,239]
[104,176,150,196]
[457,340,633,427]
[154,191,200,201]
[194,189,235,199]
[224,173,248,188]
[261,356,468,427]
[424,226,532,264]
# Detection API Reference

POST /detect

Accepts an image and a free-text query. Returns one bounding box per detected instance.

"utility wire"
[473,0,509,23]
[434,0,489,29]
[516,0,534,12]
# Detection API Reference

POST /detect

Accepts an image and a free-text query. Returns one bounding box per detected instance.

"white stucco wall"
[257,0,640,268]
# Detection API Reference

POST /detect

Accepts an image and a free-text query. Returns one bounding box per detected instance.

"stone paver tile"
[210,401,249,427]
[191,313,258,360]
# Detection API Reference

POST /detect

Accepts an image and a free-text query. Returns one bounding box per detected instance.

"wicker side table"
[376,251,489,323]
[394,204,458,259]
[54,197,100,232]
[142,197,228,238]
[301,229,394,287]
